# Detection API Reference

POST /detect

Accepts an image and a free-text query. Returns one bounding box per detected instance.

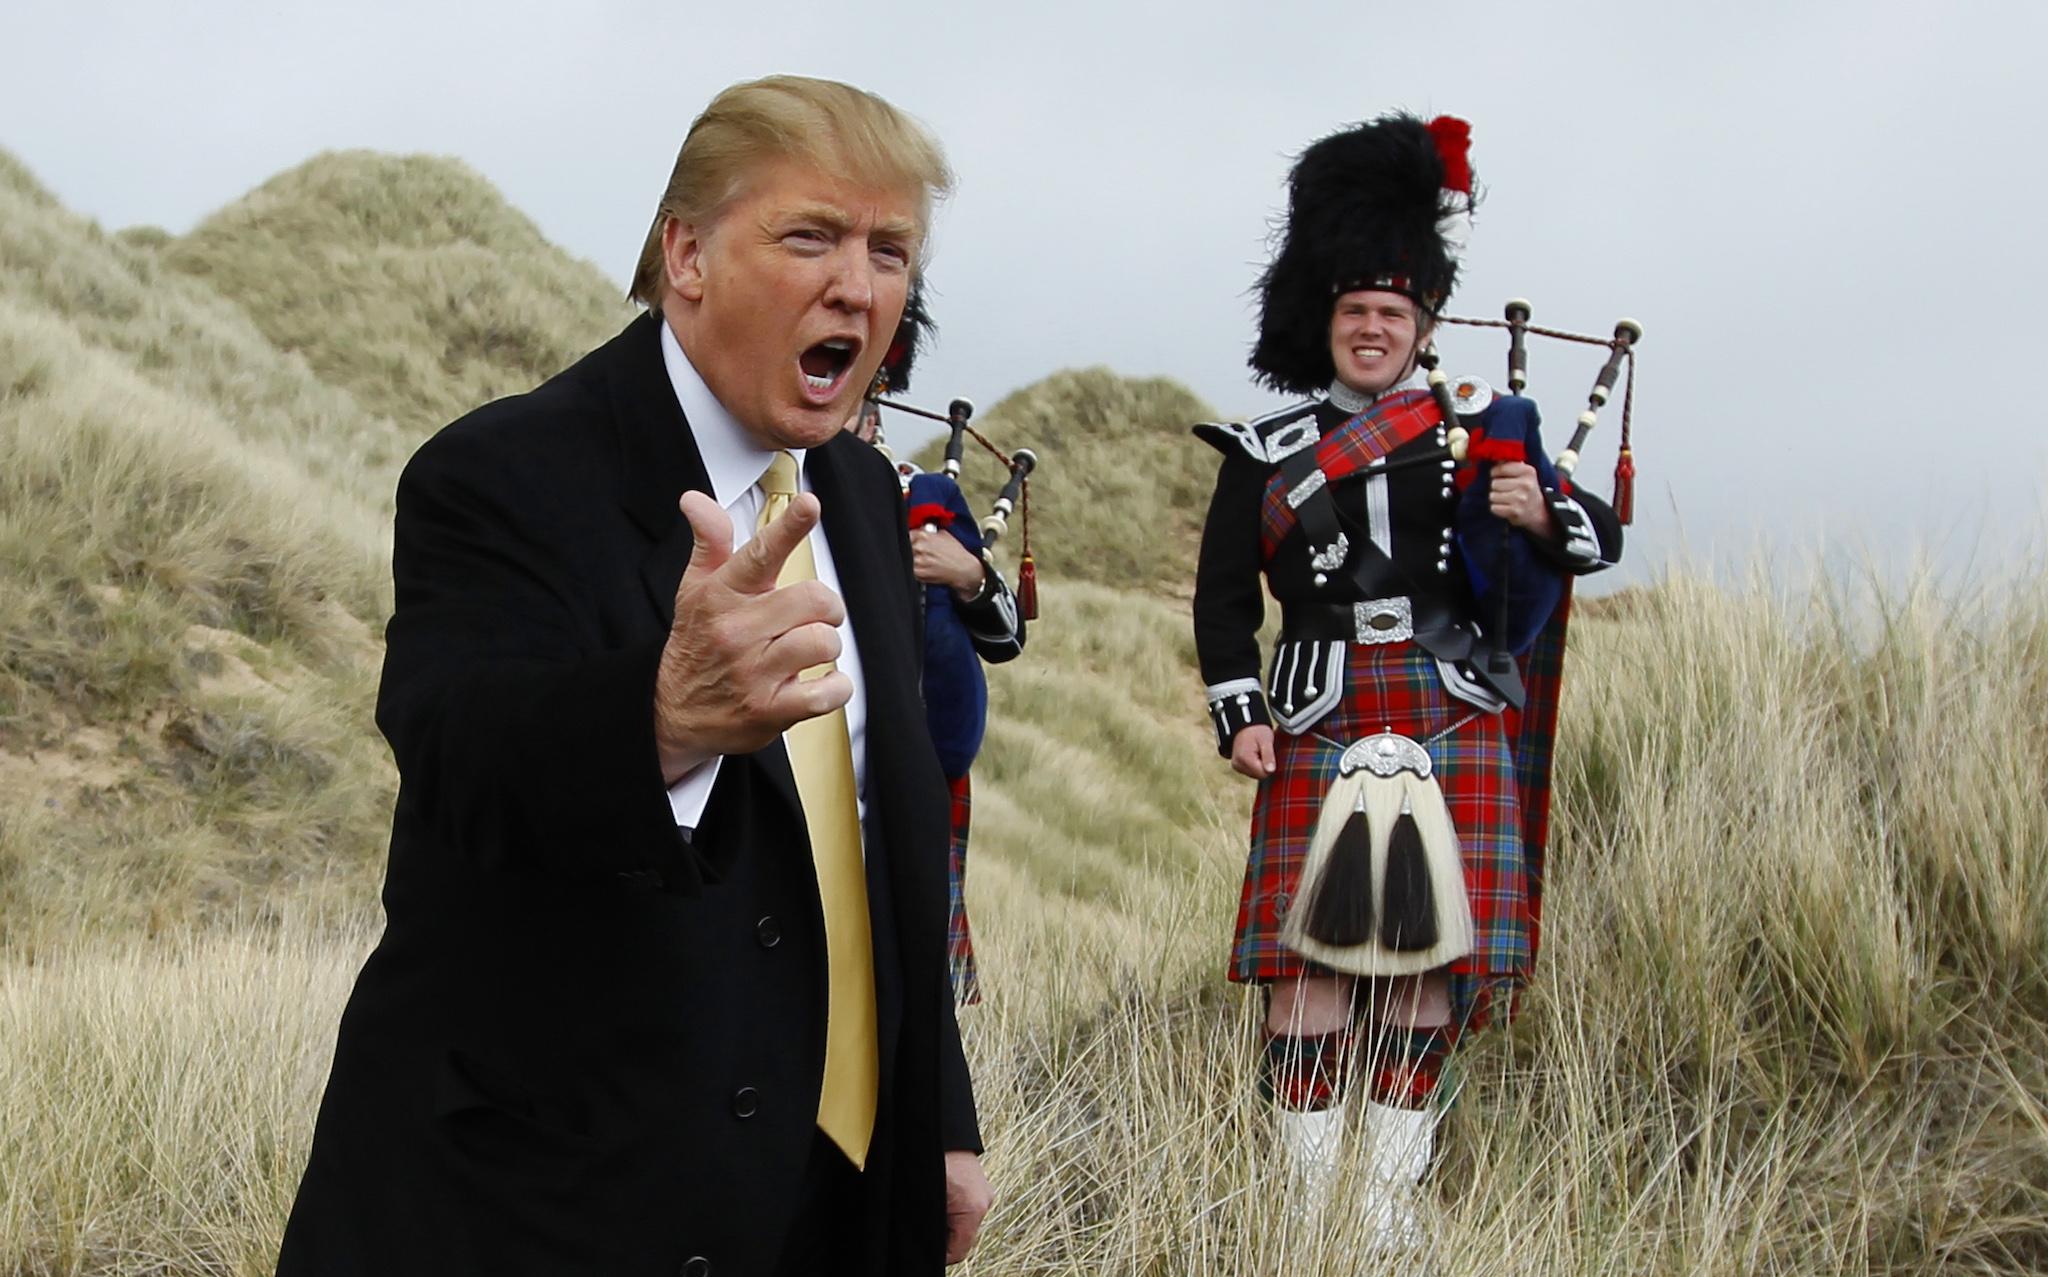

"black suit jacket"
[277,313,977,1276]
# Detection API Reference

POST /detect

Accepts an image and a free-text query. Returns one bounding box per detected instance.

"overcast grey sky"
[5,0,2044,584]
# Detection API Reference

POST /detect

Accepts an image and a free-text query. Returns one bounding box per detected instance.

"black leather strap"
[1278,598,1460,643]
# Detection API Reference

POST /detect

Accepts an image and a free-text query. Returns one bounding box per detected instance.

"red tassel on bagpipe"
[1016,553,1038,622]
[1612,446,1636,526]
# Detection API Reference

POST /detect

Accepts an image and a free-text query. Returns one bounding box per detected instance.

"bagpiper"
[1191,113,1623,1247]
[852,284,1027,1004]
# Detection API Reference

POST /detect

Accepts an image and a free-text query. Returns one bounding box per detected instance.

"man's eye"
[785,229,831,249]
[871,244,910,270]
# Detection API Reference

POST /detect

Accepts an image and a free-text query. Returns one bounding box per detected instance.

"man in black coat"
[276,75,990,1276]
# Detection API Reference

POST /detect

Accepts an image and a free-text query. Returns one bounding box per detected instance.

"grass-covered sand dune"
[3,148,2044,1274]
[0,148,632,953]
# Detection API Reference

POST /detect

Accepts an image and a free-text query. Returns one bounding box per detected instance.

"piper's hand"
[944,1150,993,1265]
[1230,724,1277,779]
[654,491,850,784]
[911,527,987,596]
[1488,461,1556,536]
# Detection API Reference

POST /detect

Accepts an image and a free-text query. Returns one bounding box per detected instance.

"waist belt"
[1278,598,1519,712]
[1280,597,1462,646]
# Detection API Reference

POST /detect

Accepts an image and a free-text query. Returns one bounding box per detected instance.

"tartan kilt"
[1229,640,1531,1029]
[946,773,980,1005]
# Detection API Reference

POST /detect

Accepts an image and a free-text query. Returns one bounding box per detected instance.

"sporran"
[1280,729,1474,976]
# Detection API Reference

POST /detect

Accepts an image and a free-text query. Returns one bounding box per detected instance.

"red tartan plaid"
[946,773,979,1005]
[1229,642,1532,1031]
[1481,586,1573,1028]
[1259,390,1441,558]
[1260,1028,1355,1112]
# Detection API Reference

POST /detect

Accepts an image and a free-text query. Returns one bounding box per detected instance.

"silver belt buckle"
[1353,596,1413,644]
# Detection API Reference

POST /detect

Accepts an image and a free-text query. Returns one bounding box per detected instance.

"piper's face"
[1329,289,1428,397]
[847,404,882,444]
[661,160,921,450]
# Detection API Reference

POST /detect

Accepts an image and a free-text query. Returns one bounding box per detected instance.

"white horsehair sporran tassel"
[1281,730,1473,976]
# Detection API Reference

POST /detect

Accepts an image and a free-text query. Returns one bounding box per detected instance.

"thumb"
[679,491,735,577]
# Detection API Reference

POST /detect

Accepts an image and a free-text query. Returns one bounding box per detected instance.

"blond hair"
[628,76,953,308]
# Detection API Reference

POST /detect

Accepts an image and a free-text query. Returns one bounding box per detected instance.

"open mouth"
[798,338,859,403]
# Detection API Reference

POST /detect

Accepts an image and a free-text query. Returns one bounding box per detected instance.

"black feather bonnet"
[1250,113,1476,395]
[871,276,936,397]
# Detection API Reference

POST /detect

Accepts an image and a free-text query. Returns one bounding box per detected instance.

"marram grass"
[5,571,2046,1275]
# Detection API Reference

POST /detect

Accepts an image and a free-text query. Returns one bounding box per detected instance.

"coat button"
[755,915,781,948]
[731,1086,759,1119]
[681,1258,710,1277]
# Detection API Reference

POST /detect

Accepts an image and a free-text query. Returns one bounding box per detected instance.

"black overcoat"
[276,313,977,1276]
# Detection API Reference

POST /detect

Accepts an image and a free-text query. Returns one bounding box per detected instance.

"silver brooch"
[1310,533,1350,572]
[1450,374,1494,416]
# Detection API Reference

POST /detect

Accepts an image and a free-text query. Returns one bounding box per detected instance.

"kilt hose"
[1230,640,1531,1031]
[946,772,980,1005]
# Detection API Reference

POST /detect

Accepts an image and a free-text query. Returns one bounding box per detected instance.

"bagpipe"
[1437,303,1643,705]
[870,389,1042,622]
[1437,301,1643,526]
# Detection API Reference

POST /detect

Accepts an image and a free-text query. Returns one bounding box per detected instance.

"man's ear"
[662,217,708,303]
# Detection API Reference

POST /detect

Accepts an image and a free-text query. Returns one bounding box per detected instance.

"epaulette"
[1192,399,1320,463]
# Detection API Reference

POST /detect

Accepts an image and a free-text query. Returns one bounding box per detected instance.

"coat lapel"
[808,436,916,763]
[605,312,713,628]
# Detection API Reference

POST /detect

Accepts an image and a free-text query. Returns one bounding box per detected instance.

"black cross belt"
[1278,448,1418,597]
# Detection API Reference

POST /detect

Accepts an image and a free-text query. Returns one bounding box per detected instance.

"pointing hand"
[654,491,852,783]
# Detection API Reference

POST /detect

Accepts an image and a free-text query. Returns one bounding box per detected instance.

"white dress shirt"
[659,319,870,835]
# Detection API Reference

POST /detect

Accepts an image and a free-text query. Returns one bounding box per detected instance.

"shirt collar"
[1325,366,1428,414]
[659,317,806,504]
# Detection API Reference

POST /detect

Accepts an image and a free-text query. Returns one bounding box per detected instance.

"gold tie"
[757,451,877,1167]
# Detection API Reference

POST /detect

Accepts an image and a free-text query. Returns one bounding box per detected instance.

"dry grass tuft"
[0,917,378,1275]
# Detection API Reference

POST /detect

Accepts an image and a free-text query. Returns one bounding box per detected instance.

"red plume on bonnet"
[1426,116,1473,196]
